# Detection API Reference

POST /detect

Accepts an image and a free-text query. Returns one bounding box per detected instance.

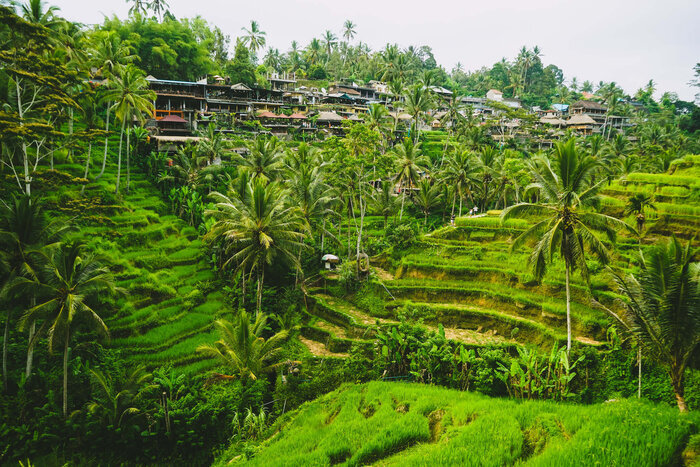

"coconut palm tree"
[101,65,155,195]
[206,179,307,315]
[442,148,478,216]
[197,312,289,382]
[322,30,337,57]
[625,193,656,234]
[0,196,67,387]
[371,180,400,228]
[19,242,117,417]
[149,0,169,21]
[126,0,148,16]
[241,20,266,60]
[87,364,151,427]
[413,179,442,225]
[392,138,429,220]
[21,0,60,28]
[595,238,699,412]
[501,138,635,354]
[476,147,500,212]
[240,135,285,182]
[343,20,356,42]
[90,33,136,182]
[305,38,322,66]
[404,84,432,142]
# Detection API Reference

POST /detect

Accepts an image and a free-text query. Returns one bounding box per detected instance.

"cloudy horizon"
[49,0,699,101]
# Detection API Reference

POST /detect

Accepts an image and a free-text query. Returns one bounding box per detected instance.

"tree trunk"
[16,80,31,196]
[399,189,405,220]
[256,268,264,317]
[2,309,10,392]
[115,118,125,194]
[672,369,687,412]
[25,319,36,382]
[241,269,246,307]
[126,126,131,193]
[80,142,92,195]
[637,346,642,399]
[63,329,70,418]
[321,218,326,251]
[565,262,572,356]
[95,104,111,181]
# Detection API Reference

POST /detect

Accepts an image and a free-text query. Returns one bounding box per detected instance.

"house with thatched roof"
[566,114,597,135]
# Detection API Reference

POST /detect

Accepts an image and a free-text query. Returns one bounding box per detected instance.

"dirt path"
[299,336,349,358]
[373,266,394,281]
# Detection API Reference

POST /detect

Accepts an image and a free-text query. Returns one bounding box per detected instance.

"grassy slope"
[24,141,231,374]
[216,381,698,466]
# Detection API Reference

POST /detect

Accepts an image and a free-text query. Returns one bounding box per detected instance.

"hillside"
[215,381,699,466]
[24,156,230,375]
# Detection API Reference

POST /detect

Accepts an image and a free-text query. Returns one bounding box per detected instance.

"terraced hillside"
[299,154,700,359]
[35,160,230,375]
[600,154,700,238]
[214,381,699,466]
[300,213,613,357]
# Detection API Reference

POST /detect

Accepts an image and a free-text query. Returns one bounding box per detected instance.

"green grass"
[215,381,698,466]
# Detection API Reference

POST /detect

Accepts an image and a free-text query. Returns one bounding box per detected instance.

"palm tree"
[305,38,322,66]
[625,193,656,234]
[241,20,266,60]
[206,179,307,314]
[322,30,337,58]
[413,179,442,225]
[343,20,356,42]
[149,0,169,21]
[596,238,699,412]
[90,33,136,182]
[0,196,66,387]
[197,312,289,382]
[404,84,432,142]
[21,0,60,28]
[19,242,117,417]
[126,0,148,16]
[240,135,285,182]
[102,65,155,195]
[392,138,429,220]
[87,364,151,427]
[501,139,635,354]
[371,180,400,228]
[442,148,478,216]
[476,147,499,212]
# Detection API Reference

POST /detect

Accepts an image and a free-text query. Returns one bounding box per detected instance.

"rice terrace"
[0,0,699,465]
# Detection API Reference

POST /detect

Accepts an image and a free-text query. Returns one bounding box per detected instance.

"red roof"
[257,110,277,118]
[290,113,308,119]
[159,114,187,123]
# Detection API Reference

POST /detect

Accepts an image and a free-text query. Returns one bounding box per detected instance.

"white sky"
[51,0,700,101]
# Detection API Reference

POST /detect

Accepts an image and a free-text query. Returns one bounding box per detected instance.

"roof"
[290,113,308,119]
[540,116,566,126]
[567,114,597,125]
[388,111,412,120]
[571,100,607,111]
[231,83,252,91]
[151,135,201,143]
[430,86,453,95]
[159,114,187,123]
[487,89,503,95]
[257,110,278,118]
[347,114,362,121]
[316,111,344,122]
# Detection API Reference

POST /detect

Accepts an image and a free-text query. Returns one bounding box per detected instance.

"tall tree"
[197,312,289,382]
[241,20,266,60]
[342,20,356,42]
[502,139,635,354]
[206,179,308,315]
[404,84,432,142]
[625,193,656,234]
[101,65,155,195]
[19,242,117,417]
[596,238,699,412]
[392,138,429,220]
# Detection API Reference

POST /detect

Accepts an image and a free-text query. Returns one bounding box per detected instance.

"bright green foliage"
[215,381,698,466]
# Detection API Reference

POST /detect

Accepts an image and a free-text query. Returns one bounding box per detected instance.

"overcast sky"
[51,0,700,101]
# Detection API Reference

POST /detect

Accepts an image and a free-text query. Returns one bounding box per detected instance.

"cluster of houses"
[144,73,634,151]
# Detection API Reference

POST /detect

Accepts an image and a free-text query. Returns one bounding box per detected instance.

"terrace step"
[299,335,349,358]
[394,301,603,348]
